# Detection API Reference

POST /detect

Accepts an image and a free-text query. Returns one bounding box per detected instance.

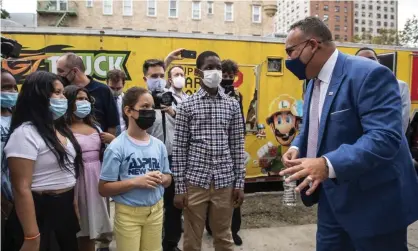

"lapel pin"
[328,92,334,96]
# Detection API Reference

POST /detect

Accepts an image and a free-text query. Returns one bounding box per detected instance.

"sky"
[2,0,418,30]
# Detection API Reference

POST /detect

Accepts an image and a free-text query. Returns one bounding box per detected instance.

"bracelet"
[24,233,40,240]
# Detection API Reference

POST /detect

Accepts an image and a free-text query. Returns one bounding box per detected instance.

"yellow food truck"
[2,27,418,183]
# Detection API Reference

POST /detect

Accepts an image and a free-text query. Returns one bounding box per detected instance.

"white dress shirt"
[292,49,339,178]
[115,93,126,132]
[169,86,189,105]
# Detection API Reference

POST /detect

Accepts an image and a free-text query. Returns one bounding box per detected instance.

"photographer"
[142,59,181,251]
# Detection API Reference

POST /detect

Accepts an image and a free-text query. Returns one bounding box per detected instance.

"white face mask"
[172,76,185,89]
[202,70,222,89]
[146,78,166,91]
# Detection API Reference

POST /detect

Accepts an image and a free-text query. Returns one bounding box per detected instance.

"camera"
[152,90,175,109]
[1,37,22,58]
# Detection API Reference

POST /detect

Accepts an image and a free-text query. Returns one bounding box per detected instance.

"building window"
[355,3,358,8]
[362,20,365,25]
[225,3,233,21]
[391,22,394,27]
[324,5,329,11]
[369,13,373,18]
[391,15,394,20]
[355,11,358,17]
[362,27,365,32]
[344,26,347,31]
[377,21,381,26]
[391,7,394,12]
[335,6,340,12]
[344,35,348,41]
[377,6,381,11]
[49,0,68,11]
[369,28,373,32]
[344,15,347,22]
[384,14,387,19]
[192,1,201,20]
[335,25,340,31]
[369,5,372,10]
[207,1,214,14]
[390,1,394,4]
[147,0,156,16]
[123,0,133,16]
[86,0,93,8]
[252,5,261,23]
[362,12,365,17]
[344,7,347,12]
[384,22,388,27]
[384,0,388,3]
[369,20,373,25]
[355,19,358,24]
[361,4,365,9]
[335,15,340,22]
[384,7,387,12]
[103,0,113,15]
[355,27,359,32]
[315,4,318,9]
[169,0,178,17]
[323,14,329,21]
[335,34,340,40]
[377,13,381,18]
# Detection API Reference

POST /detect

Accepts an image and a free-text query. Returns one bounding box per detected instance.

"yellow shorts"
[114,199,163,251]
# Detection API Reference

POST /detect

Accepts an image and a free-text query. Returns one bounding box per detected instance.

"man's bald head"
[59,53,86,73]
[56,53,88,86]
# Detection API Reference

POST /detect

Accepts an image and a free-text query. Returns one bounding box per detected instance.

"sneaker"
[232,233,243,246]
[164,247,182,251]
[96,248,110,251]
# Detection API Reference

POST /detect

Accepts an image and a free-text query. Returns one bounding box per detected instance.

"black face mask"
[133,109,156,130]
[220,79,234,88]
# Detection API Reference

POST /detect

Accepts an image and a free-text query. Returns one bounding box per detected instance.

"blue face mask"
[147,78,166,92]
[50,98,68,120]
[285,42,316,80]
[74,100,91,119]
[1,92,18,108]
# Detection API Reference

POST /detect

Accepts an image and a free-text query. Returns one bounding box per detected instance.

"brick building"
[36,0,278,37]
[275,0,354,42]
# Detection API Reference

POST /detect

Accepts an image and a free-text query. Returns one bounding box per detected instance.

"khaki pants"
[183,184,234,251]
[114,200,163,251]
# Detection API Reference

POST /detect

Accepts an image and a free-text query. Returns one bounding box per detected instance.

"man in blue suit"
[280,17,418,251]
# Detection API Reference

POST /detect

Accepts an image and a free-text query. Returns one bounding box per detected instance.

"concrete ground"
[106,220,418,250]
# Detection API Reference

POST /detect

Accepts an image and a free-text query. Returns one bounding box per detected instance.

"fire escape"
[37,0,77,27]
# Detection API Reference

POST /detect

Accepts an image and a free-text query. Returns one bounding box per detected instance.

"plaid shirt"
[172,87,245,194]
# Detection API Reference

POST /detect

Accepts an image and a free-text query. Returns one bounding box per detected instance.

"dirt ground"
[241,193,318,229]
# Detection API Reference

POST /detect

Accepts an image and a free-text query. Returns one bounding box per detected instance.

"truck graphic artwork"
[1,45,131,83]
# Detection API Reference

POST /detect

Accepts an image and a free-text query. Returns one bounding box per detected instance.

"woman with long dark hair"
[63,85,113,251]
[4,71,83,251]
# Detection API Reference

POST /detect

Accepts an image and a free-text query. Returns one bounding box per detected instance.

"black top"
[85,76,120,132]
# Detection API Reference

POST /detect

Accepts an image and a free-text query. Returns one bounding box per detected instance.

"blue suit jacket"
[292,52,418,238]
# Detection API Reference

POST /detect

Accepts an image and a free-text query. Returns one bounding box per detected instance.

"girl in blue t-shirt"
[99,87,171,251]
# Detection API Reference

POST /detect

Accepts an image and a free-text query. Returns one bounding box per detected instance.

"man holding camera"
[142,59,181,251]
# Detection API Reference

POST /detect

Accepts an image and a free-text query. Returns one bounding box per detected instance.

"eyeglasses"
[285,39,310,57]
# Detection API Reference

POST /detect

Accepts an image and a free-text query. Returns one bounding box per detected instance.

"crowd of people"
[1,44,247,251]
[1,16,418,251]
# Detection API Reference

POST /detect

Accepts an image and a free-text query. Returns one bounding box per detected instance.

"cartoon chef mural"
[266,94,303,146]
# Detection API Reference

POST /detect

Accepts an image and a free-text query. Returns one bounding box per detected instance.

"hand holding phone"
[181,50,197,59]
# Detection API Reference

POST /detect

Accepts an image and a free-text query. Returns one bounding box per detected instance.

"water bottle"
[282,175,297,207]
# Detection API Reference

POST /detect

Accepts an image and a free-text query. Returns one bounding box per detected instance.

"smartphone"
[181,50,197,59]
